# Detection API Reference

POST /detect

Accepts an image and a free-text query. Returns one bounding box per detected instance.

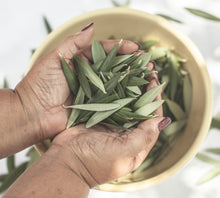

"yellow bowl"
[31,8,213,192]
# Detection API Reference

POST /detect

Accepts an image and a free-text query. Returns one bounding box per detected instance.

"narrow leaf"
[168,52,179,100]
[196,153,219,165]
[157,13,183,23]
[111,0,130,7]
[7,155,15,173]
[112,54,134,67]
[100,42,120,72]
[163,119,186,136]
[92,39,106,64]
[166,99,186,120]
[76,65,92,98]
[0,162,28,193]
[65,103,120,111]
[26,147,40,167]
[3,78,9,88]
[183,74,192,114]
[86,98,135,128]
[60,55,78,95]
[205,148,220,155]
[117,83,126,98]
[131,53,151,69]
[150,47,168,60]
[135,100,164,116]
[126,86,141,95]
[127,76,148,86]
[197,166,220,185]
[43,16,53,34]
[0,174,8,182]
[134,83,164,109]
[185,8,220,22]
[211,118,220,129]
[73,56,106,94]
[141,40,158,50]
[67,87,85,129]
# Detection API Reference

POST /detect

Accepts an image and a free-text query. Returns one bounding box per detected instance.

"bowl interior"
[31,8,212,191]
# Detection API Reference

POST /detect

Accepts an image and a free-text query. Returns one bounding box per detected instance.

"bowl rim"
[31,8,213,192]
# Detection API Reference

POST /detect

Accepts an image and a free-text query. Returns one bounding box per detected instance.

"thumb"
[122,117,171,158]
[55,23,94,59]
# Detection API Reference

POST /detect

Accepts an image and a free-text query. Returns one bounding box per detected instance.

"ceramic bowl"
[31,8,213,192]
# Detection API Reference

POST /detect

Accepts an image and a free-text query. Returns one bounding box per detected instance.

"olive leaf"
[135,100,164,116]
[140,40,158,50]
[7,155,15,173]
[205,148,220,155]
[26,147,40,168]
[43,16,53,34]
[86,98,135,128]
[196,165,220,185]
[64,103,120,111]
[67,87,85,129]
[111,0,130,7]
[163,119,186,136]
[156,13,183,24]
[0,162,28,193]
[185,8,220,22]
[166,99,186,120]
[60,54,78,95]
[183,74,192,114]
[73,56,106,94]
[92,39,106,64]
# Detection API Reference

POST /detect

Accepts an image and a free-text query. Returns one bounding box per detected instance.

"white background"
[0,0,220,197]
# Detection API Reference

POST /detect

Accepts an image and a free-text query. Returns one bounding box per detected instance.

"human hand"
[15,23,140,141]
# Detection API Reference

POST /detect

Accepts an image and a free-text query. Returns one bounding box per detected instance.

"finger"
[55,23,94,60]
[82,39,140,61]
[120,117,171,158]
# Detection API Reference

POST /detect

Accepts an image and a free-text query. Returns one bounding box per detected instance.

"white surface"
[0,0,220,197]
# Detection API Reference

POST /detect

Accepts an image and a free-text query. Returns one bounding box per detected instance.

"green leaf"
[3,78,9,88]
[100,42,120,72]
[92,39,106,64]
[0,174,8,182]
[126,86,141,95]
[156,13,183,24]
[185,8,220,22]
[111,0,130,7]
[26,147,40,167]
[211,118,220,129]
[43,16,53,34]
[197,165,220,185]
[0,162,28,193]
[60,54,78,95]
[168,52,179,100]
[75,64,92,98]
[131,53,151,69]
[183,74,192,114]
[135,100,164,116]
[112,54,134,67]
[112,64,128,73]
[67,87,85,129]
[117,83,126,98]
[86,98,135,128]
[141,40,158,50]
[73,56,106,94]
[127,76,148,86]
[166,99,186,120]
[196,153,219,165]
[134,83,164,109]
[163,119,186,136]
[123,121,138,129]
[7,155,15,173]
[64,103,120,111]
[150,47,168,61]
[205,148,220,155]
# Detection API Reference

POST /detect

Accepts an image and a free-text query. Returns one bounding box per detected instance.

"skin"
[1,24,170,198]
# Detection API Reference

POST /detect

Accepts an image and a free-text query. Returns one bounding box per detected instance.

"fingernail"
[81,22,94,31]
[135,42,142,50]
[158,117,171,131]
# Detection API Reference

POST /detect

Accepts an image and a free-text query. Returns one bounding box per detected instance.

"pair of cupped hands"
[15,23,171,187]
